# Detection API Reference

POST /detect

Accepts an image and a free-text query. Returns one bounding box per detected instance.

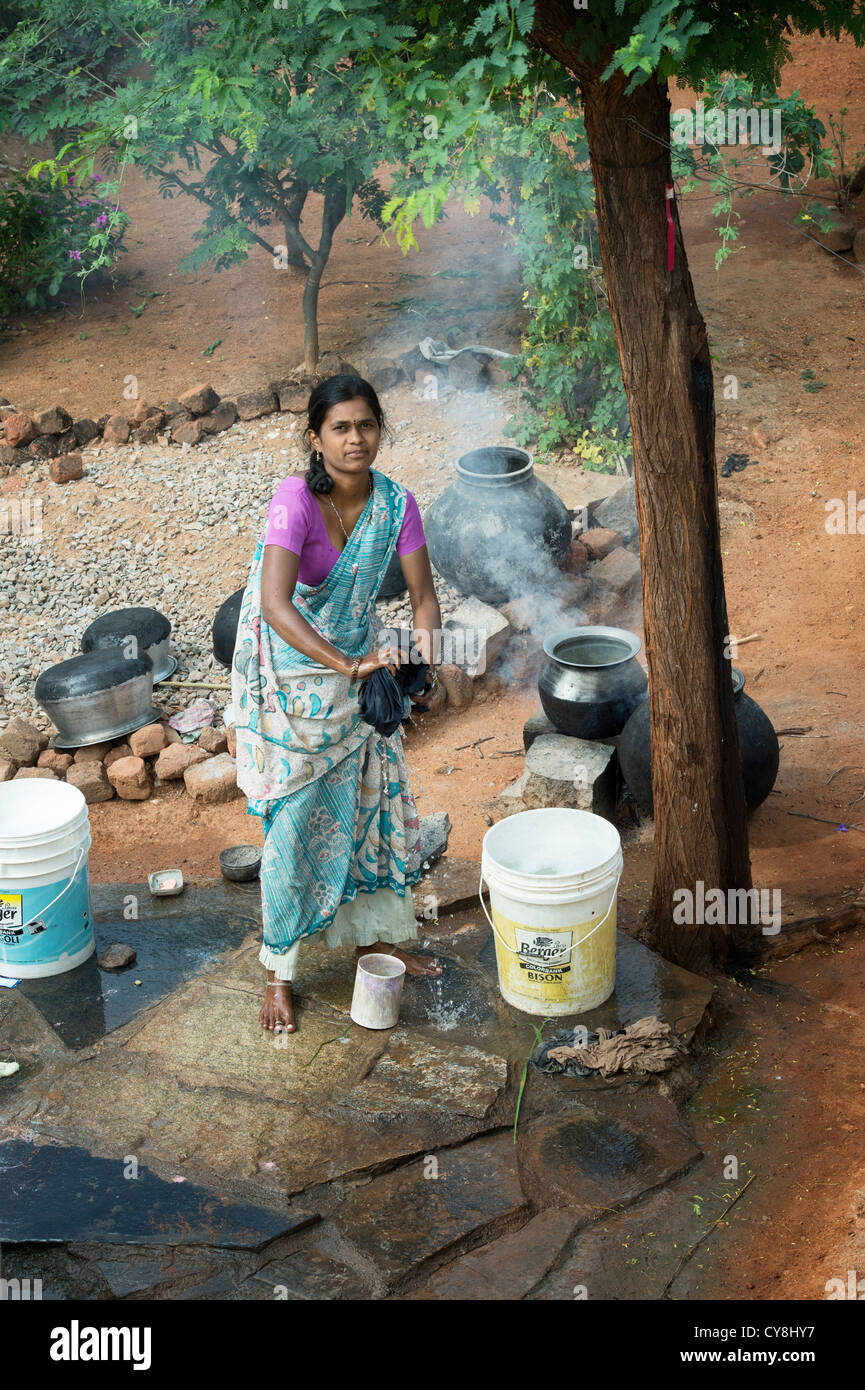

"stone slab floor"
[0,875,717,1301]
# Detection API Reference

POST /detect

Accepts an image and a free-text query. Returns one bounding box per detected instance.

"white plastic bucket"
[350,952,406,1029]
[480,808,622,1016]
[0,780,95,979]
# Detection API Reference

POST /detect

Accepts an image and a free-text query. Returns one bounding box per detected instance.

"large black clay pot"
[618,668,779,815]
[424,447,571,603]
[213,589,244,669]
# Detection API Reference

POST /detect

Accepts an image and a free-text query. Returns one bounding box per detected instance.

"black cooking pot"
[36,650,156,746]
[82,607,173,682]
[377,548,408,600]
[538,626,648,740]
[618,668,780,815]
[213,589,244,669]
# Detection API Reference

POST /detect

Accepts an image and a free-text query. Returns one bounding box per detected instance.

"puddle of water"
[18,913,251,1049]
[544,1116,649,1182]
[401,955,498,1035]
[0,1138,303,1247]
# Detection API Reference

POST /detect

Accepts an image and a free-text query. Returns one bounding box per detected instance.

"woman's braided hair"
[305,374,387,495]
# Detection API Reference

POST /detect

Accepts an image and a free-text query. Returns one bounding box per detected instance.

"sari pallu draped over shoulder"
[231,470,423,948]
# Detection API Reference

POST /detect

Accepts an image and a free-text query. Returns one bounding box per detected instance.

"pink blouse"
[264,474,426,586]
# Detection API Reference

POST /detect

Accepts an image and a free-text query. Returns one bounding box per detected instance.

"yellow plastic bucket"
[480,808,622,1016]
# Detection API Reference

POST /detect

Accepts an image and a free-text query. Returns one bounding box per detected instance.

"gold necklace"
[327,474,372,544]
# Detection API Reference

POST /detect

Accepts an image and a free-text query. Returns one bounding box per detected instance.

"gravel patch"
[0,384,510,731]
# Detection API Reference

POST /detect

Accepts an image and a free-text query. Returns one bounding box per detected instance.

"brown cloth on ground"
[546,1015,687,1077]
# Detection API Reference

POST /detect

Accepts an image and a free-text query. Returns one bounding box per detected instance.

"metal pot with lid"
[36,650,160,748]
[81,607,175,683]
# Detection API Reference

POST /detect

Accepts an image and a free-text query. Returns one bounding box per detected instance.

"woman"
[232,374,444,1036]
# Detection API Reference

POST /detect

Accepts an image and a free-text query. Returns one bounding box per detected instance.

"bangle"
[349,654,360,684]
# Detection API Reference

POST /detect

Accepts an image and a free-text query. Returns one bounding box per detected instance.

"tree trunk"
[532,24,752,971]
[301,184,346,372]
[282,180,309,269]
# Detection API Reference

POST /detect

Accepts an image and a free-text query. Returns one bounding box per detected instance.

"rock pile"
[0,715,240,806]
[0,339,516,482]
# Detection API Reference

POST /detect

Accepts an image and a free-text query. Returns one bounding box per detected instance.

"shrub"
[0,167,128,327]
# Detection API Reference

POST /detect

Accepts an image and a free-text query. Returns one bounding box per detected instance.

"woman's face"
[309,396,381,477]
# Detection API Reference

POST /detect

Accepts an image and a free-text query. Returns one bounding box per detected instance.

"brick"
[55,427,78,454]
[13,766,59,780]
[593,478,638,544]
[442,597,511,678]
[103,415,132,445]
[135,416,166,443]
[563,539,589,575]
[235,388,278,420]
[37,749,74,775]
[72,418,101,447]
[438,663,473,711]
[199,400,237,435]
[198,725,228,755]
[0,445,26,471]
[583,527,623,561]
[106,755,152,800]
[153,743,209,781]
[103,743,133,769]
[50,453,84,484]
[177,383,219,416]
[73,742,114,763]
[0,758,16,782]
[522,708,558,752]
[130,403,167,429]
[183,752,242,803]
[276,384,311,414]
[66,761,115,804]
[522,734,617,820]
[590,545,641,603]
[129,723,166,759]
[171,418,205,446]
[552,573,592,610]
[2,412,36,448]
[34,405,73,436]
[0,716,49,767]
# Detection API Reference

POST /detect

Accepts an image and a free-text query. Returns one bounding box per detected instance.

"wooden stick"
[787,810,865,834]
[661,1174,756,1298]
[160,679,231,691]
[734,633,760,646]
[455,736,495,751]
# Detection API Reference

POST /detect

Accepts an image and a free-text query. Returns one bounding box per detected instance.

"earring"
[316,451,323,466]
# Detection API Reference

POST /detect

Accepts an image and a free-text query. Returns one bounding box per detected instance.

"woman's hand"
[356,644,403,681]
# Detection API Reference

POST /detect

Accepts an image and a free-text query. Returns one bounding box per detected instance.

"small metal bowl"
[219,844,262,883]
[149,869,184,897]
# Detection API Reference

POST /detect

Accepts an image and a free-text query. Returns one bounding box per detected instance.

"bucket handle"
[478,863,622,961]
[19,847,87,932]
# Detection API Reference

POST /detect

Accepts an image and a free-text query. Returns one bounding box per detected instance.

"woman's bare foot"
[260,971,296,1033]
[355,942,443,977]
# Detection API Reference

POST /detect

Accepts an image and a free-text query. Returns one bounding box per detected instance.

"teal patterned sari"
[231,470,422,952]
